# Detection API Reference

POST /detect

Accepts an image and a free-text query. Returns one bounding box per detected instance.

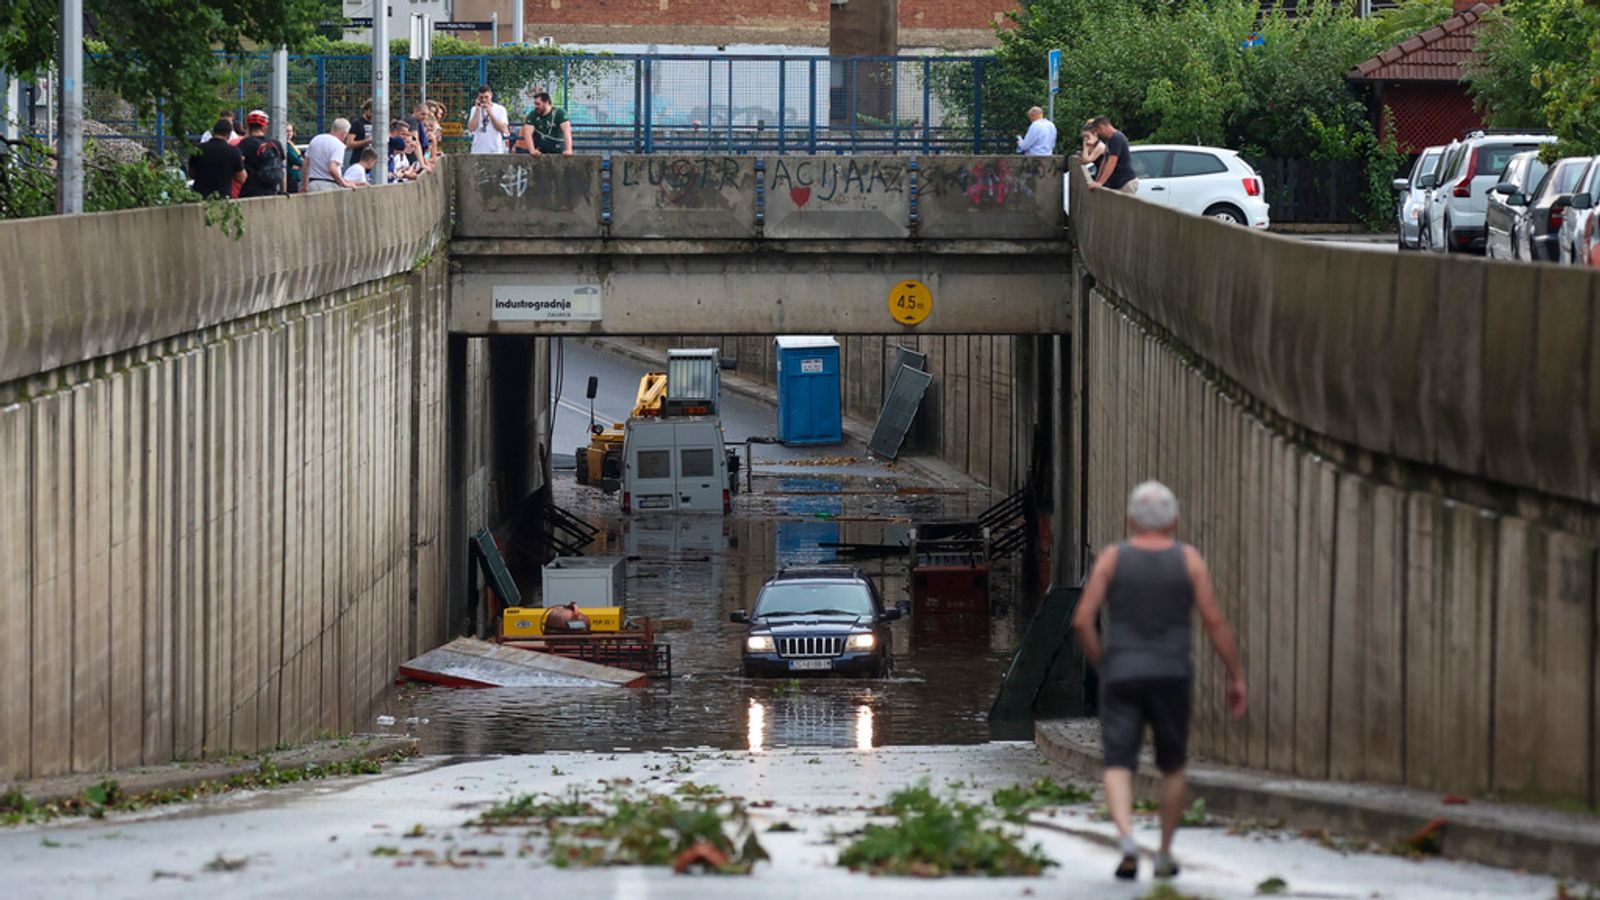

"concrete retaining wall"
[1068,154,1600,807]
[0,172,465,781]
[1080,289,1600,806]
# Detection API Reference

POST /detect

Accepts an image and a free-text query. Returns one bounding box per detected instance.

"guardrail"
[25,53,1005,156]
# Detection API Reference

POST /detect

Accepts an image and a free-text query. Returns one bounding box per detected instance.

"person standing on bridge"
[1087,116,1138,194]
[468,85,511,155]
[303,119,357,192]
[1015,106,1058,156]
[1071,480,1246,882]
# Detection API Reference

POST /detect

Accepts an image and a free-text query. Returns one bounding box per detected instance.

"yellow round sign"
[889,279,933,326]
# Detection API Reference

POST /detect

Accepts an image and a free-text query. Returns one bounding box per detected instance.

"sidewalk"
[582,337,972,488]
[1036,719,1600,884]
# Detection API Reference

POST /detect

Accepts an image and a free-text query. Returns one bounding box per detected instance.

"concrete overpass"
[448,155,1070,335]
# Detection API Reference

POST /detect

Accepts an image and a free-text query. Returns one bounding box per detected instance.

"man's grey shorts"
[307,180,343,193]
[1116,179,1140,195]
[1100,677,1191,773]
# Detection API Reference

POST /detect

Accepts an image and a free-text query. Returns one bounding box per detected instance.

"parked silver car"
[1419,141,1463,252]
[1393,145,1444,250]
[1485,150,1548,261]
[1425,131,1555,253]
[1513,156,1590,262]
[1557,158,1600,266]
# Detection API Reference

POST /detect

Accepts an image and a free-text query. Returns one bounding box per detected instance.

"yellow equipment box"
[501,606,624,638]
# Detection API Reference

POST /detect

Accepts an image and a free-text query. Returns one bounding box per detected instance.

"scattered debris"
[1403,817,1447,856]
[202,853,248,873]
[766,822,799,833]
[991,779,1093,819]
[473,787,600,826]
[1256,876,1289,895]
[840,783,1055,877]
[1180,798,1212,828]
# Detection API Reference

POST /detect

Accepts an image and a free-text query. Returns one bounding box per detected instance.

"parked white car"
[1124,145,1271,228]
[1425,131,1555,253]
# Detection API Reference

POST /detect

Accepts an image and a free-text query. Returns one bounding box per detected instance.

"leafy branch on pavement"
[837,782,1057,877]
[469,786,767,874]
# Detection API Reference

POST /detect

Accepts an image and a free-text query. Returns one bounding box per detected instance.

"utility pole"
[512,0,524,44]
[269,47,288,148]
[1,69,19,143]
[373,2,389,141]
[58,0,84,214]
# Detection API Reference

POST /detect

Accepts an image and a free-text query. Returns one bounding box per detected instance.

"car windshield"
[755,582,873,618]
[1412,150,1440,179]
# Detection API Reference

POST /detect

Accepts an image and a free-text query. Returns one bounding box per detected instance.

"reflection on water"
[385,471,1047,755]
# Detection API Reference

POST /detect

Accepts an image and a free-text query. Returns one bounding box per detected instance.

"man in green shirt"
[519,91,573,156]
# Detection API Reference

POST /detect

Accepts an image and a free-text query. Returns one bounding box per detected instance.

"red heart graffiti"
[790,186,812,208]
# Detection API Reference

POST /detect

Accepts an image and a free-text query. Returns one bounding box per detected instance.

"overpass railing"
[24,53,1004,157]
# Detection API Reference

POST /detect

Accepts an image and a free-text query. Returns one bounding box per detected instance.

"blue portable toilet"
[775,336,843,445]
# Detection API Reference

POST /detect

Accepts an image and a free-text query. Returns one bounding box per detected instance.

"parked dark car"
[1485,150,1548,260]
[731,566,903,678]
[1518,156,1592,262]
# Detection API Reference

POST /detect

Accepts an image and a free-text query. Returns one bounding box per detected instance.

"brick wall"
[455,0,1015,50]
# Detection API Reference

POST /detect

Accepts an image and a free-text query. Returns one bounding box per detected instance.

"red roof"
[1348,3,1492,82]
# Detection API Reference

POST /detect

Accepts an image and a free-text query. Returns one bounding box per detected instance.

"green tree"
[1470,0,1600,155]
[0,0,335,139]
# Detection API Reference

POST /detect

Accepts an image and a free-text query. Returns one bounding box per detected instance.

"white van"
[622,417,731,514]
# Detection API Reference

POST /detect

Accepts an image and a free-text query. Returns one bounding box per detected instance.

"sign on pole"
[1047,48,1061,123]
[412,15,431,107]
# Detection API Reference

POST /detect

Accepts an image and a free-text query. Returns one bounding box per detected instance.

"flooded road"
[383,463,1044,754]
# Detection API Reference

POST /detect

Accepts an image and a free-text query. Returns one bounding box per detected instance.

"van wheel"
[1204,204,1245,225]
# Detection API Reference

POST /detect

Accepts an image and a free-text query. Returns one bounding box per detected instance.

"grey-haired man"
[1072,480,1246,882]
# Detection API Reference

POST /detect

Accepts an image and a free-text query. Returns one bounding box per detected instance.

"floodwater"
[381,462,1050,755]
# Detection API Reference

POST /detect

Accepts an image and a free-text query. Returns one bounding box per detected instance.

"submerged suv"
[731,566,904,678]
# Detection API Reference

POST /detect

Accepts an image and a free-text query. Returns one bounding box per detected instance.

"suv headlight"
[845,632,876,651]
[746,635,774,652]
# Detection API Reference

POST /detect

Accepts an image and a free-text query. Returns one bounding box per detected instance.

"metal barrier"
[37,53,1004,156]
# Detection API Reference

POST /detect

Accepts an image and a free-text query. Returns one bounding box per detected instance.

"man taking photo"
[468,85,510,155]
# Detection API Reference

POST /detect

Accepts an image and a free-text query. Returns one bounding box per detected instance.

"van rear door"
[626,421,678,512]
[673,421,725,512]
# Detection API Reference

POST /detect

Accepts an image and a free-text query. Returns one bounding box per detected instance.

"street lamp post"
[58,0,84,214]
[373,2,389,141]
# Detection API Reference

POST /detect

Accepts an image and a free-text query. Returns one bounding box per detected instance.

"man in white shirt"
[467,85,509,155]
[344,148,380,186]
[1015,107,1058,157]
[303,118,357,192]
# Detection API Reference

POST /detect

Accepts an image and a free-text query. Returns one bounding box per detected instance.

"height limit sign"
[889,280,932,326]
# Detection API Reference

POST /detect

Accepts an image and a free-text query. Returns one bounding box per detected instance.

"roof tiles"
[1348,3,1492,82]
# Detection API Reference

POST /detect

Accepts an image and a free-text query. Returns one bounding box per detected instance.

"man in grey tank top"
[1072,481,1246,882]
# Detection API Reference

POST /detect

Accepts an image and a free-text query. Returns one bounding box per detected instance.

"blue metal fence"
[53,53,1002,156]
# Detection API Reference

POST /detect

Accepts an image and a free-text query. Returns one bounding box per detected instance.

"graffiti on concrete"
[476,159,594,211]
[767,158,906,209]
[618,157,746,209]
[920,159,1044,208]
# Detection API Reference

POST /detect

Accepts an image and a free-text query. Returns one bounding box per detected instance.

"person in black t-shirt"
[189,119,246,198]
[236,109,287,197]
[346,99,374,166]
[1088,116,1139,195]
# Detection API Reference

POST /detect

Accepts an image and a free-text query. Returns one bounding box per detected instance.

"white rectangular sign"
[800,358,824,374]
[491,284,602,322]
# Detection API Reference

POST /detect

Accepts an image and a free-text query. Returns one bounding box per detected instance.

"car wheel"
[1204,204,1246,225]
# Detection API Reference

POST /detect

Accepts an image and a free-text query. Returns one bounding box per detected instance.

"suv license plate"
[788,659,832,671]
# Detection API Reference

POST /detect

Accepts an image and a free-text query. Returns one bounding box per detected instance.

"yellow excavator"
[575,371,667,492]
